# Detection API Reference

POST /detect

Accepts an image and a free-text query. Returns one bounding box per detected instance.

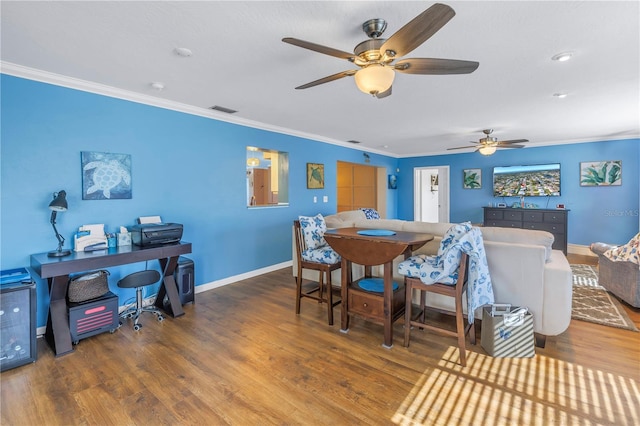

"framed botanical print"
[580,160,621,186]
[463,168,481,189]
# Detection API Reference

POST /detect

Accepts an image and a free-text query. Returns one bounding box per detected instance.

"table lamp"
[48,190,72,257]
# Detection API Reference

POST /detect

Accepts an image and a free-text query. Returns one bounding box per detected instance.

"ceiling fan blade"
[295,70,357,90]
[497,144,526,149]
[282,37,355,61]
[380,3,455,59]
[498,139,529,144]
[394,58,479,75]
[447,146,476,151]
[375,86,392,99]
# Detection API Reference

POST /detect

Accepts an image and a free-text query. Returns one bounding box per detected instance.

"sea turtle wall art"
[307,163,324,189]
[81,151,132,200]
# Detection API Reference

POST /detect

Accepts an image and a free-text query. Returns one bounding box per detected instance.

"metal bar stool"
[117,270,164,331]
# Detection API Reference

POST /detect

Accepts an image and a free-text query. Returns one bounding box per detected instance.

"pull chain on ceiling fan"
[282,3,479,98]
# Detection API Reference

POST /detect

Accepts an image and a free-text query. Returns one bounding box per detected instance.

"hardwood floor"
[2,260,639,425]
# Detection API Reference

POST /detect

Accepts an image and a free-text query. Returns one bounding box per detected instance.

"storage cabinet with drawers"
[483,207,569,254]
[348,280,405,322]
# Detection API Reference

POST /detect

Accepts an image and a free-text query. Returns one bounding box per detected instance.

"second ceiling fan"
[448,129,529,155]
[282,3,479,98]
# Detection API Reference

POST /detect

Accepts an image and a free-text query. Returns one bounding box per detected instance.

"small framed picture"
[307,163,324,189]
[463,169,481,189]
[388,174,397,189]
[580,160,621,186]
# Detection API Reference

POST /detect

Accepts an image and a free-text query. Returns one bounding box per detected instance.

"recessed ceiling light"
[150,82,165,91]
[174,47,193,57]
[551,52,573,62]
[553,92,568,98]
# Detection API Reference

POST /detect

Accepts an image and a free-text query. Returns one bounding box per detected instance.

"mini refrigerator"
[1,268,37,371]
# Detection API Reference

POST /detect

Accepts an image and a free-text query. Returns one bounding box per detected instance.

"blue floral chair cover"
[298,214,340,265]
[398,222,494,323]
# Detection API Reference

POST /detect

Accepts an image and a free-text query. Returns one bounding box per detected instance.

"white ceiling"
[2,1,639,157]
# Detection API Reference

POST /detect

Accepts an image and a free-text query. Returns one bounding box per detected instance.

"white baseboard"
[35,261,293,337]
[568,244,597,257]
[195,261,292,293]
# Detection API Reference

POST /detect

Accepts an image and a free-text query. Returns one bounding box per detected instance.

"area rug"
[571,264,638,331]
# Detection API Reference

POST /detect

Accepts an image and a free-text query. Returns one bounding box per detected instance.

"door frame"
[413,165,450,222]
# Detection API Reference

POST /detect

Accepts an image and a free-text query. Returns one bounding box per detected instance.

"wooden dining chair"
[403,252,476,367]
[293,219,341,325]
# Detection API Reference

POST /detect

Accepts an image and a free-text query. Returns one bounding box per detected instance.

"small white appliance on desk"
[74,224,108,252]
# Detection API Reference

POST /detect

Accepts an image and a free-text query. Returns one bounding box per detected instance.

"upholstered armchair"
[590,233,640,308]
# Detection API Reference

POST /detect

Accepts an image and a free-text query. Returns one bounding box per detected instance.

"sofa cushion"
[324,210,366,228]
[298,214,328,249]
[481,227,554,262]
[354,218,407,230]
[401,221,454,236]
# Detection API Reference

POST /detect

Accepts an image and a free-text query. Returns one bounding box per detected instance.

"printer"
[128,223,183,247]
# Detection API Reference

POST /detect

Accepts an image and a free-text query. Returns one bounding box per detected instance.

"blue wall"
[0,75,399,327]
[1,74,638,328]
[397,139,639,246]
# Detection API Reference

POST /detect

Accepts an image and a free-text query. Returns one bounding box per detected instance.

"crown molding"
[1,61,393,157]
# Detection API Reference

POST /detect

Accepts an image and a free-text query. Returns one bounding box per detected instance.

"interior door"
[414,166,450,222]
[337,162,377,213]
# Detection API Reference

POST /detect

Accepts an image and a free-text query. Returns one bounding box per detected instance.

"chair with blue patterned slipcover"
[399,222,494,366]
[294,216,341,325]
[402,252,475,367]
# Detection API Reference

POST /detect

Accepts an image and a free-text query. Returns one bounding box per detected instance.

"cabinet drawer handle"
[363,303,368,308]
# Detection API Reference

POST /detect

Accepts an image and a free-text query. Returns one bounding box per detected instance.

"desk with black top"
[31,242,192,357]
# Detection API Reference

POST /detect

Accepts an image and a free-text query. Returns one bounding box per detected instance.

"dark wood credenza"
[483,207,569,254]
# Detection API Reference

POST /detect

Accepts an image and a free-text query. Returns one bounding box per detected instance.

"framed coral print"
[463,169,481,189]
[307,163,324,189]
[81,151,132,199]
[580,160,622,186]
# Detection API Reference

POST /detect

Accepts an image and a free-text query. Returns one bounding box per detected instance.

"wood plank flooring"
[2,259,639,425]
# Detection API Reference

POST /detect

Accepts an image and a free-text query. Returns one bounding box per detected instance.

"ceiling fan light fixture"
[478,145,497,156]
[551,52,573,62]
[354,64,395,95]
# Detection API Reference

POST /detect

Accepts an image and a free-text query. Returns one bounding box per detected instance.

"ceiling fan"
[282,3,479,98]
[448,129,528,155]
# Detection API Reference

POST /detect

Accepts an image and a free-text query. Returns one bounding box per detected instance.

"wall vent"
[209,105,238,114]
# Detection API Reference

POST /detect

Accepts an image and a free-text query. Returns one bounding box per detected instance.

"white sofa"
[293,210,573,346]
